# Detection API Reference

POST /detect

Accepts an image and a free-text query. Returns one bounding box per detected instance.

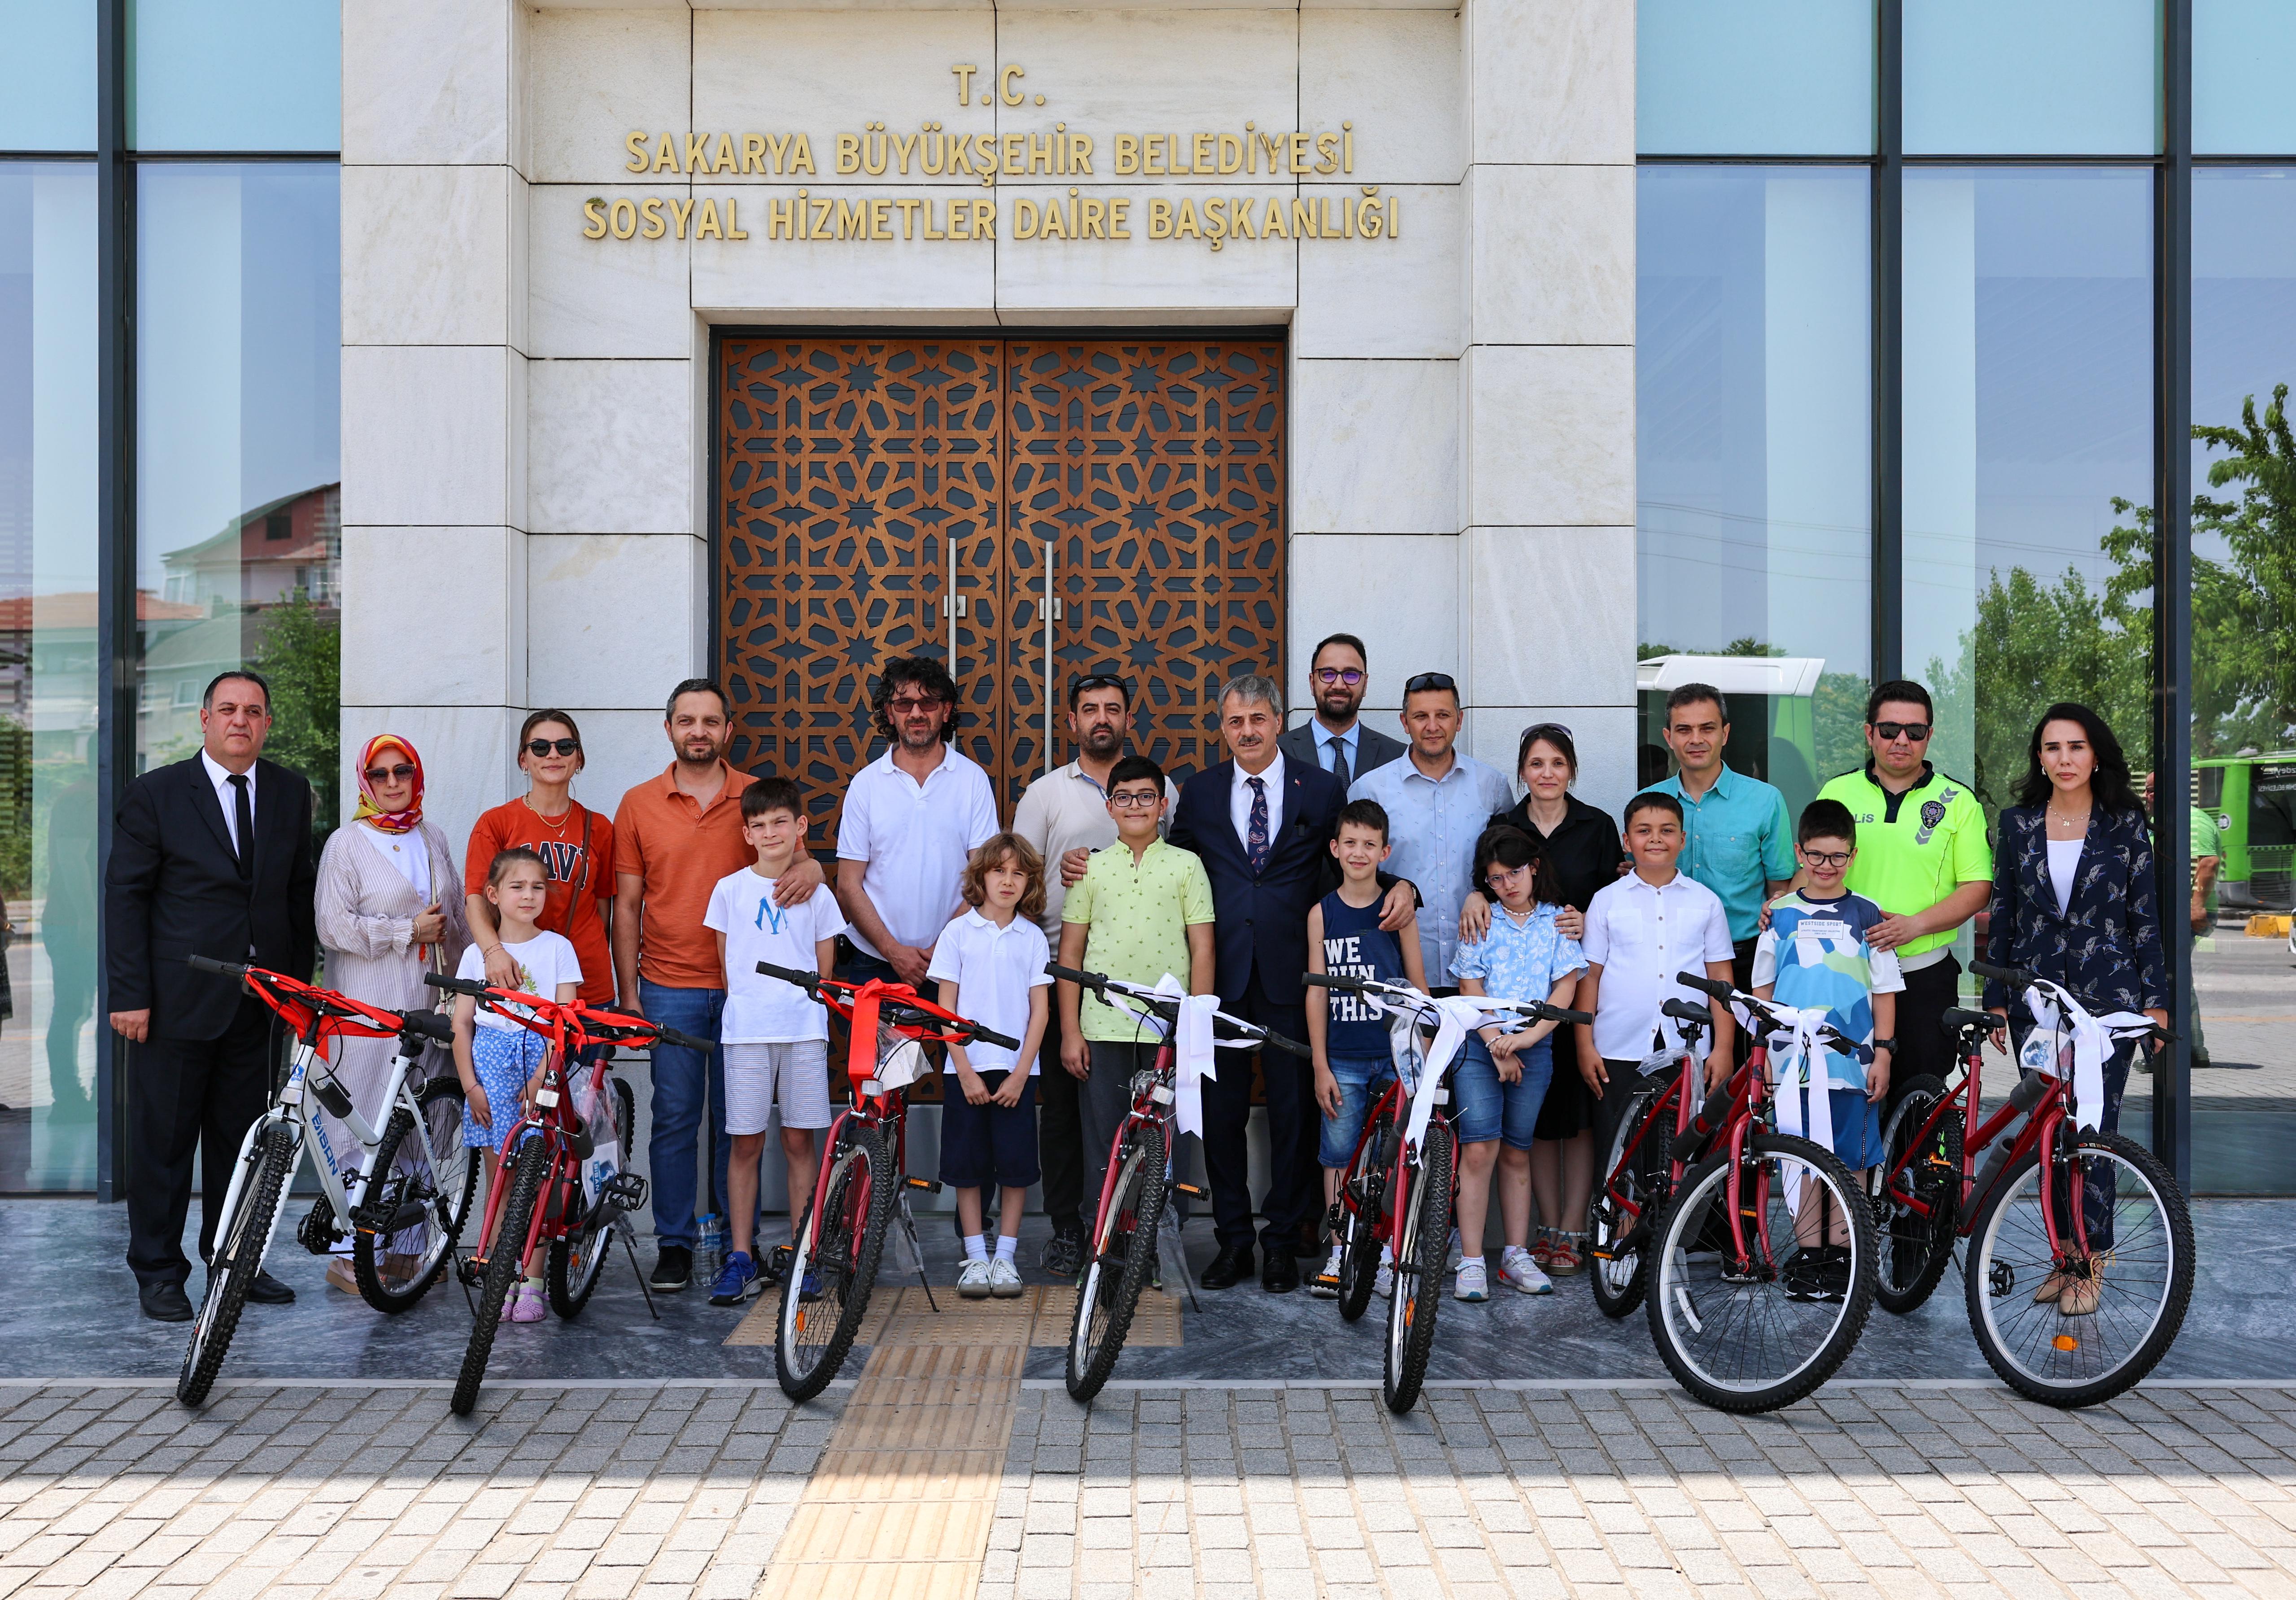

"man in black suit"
[1169,674,1415,1294]
[1276,632,1406,789]
[106,669,318,1321]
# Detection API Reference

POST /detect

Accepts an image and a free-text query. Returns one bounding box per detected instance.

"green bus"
[2195,754,2296,912]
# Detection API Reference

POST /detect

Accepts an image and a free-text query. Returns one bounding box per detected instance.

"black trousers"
[1035,999,1085,1237]
[1200,972,1310,1253]
[127,994,276,1289]
[1892,955,1963,1100]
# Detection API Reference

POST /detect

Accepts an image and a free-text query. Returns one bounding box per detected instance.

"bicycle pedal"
[1173,1182,1209,1202]
[904,1175,943,1193]
[356,1200,429,1236]
[601,1172,648,1211]
[455,1254,484,1288]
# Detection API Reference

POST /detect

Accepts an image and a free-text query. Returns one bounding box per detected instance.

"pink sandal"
[503,1283,548,1323]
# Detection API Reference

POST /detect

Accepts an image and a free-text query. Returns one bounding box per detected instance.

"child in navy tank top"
[1305,800,1428,1297]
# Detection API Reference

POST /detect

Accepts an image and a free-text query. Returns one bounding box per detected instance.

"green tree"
[254,596,340,849]
[2186,384,2296,754]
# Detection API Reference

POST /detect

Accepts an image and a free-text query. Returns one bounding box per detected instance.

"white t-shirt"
[834,746,1001,958]
[456,931,581,1032]
[703,868,847,1044]
[1581,870,1735,1061]
[2047,838,2082,918]
[925,909,1052,1074]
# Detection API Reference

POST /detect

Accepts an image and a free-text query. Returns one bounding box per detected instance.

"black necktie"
[1326,735,1351,792]
[228,774,253,882]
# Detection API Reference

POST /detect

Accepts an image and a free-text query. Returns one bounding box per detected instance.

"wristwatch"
[1870,1037,1897,1053]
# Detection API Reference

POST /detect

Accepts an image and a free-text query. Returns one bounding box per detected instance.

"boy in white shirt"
[702,779,846,1306]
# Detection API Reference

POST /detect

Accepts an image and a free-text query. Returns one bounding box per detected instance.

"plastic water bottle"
[698,1211,727,1264]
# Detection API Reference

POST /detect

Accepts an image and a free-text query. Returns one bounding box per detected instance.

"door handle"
[942,595,969,618]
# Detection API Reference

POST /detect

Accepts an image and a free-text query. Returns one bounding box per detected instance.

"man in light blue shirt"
[1638,682,1794,976]
[1349,672,1515,985]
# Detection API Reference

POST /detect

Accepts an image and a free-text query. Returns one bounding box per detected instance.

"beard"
[1079,724,1124,758]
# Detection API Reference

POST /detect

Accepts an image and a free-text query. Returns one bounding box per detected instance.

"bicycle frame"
[1588,1023,1707,1265]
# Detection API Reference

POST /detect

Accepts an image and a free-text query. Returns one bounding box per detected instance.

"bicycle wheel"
[178,1118,296,1407]
[546,1078,634,1318]
[1383,1121,1453,1415]
[1964,1128,2193,1408]
[1870,1074,1961,1316]
[1646,1132,1877,1413]
[775,1123,893,1402]
[1067,1120,1168,1403]
[453,1136,549,1417]
[354,1077,476,1313]
[1589,1084,1664,1320]
[1336,1101,1395,1325]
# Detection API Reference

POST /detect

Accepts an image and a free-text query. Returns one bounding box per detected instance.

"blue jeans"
[1318,1054,1397,1168]
[641,980,730,1251]
[1448,1035,1553,1149]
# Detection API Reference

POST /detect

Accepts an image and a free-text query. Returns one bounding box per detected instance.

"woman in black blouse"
[1460,722,1627,1275]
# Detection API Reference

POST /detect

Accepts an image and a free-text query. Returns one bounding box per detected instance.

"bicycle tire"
[1870,1074,1961,1316]
[177,1118,296,1407]
[452,1135,549,1417]
[1589,1084,1663,1320]
[546,1077,634,1318]
[775,1123,893,1402]
[1646,1132,1877,1414]
[354,1077,476,1313]
[1067,1120,1168,1403]
[1384,1121,1453,1415]
[1336,1101,1394,1325]
[1963,1128,2193,1408]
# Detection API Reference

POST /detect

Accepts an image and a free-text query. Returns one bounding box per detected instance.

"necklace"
[2046,803,2089,835]
[521,794,576,834]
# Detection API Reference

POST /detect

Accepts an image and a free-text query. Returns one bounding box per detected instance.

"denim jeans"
[641,980,730,1251]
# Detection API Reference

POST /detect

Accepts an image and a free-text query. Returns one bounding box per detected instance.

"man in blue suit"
[1169,674,1416,1293]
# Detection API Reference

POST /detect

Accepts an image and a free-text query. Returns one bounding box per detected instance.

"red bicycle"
[753,963,1018,1402]
[426,972,708,1416]
[1868,959,2192,1406]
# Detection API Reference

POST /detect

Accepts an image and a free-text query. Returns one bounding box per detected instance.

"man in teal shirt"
[1640,682,1795,985]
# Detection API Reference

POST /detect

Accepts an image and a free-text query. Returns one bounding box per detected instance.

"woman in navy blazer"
[1981,702,2167,1310]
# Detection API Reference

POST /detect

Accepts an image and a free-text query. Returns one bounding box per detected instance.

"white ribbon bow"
[2021,984,2149,1132]
[1763,1002,1838,1215]
[1368,991,1511,1152]
[1152,973,1219,1138]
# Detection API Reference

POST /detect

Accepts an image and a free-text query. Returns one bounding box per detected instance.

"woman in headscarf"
[314,734,472,1296]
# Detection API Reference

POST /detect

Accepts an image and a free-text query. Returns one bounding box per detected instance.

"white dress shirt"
[1010,761,1178,940]
[1581,869,1735,1061]
[926,909,1052,1074]
[200,749,255,855]
[1229,750,1286,852]
[835,744,1001,957]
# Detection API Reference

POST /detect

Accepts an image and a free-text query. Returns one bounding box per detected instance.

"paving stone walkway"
[3,1379,2293,1600]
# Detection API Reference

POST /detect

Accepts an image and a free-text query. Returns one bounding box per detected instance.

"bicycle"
[175,955,472,1407]
[426,973,709,1416]
[753,963,1019,1402]
[1047,965,1306,1404]
[1867,959,2193,1407]
[1306,972,1589,1414]
[1639,971,1881,1413]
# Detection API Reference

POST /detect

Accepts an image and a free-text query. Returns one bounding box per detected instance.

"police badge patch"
[1916,797,1947,844]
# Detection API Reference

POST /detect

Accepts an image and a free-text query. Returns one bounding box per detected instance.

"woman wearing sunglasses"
[462,711,619,1015]
[314,733,473,1296]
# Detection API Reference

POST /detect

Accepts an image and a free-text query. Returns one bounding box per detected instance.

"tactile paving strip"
[727,1283,1183,1349]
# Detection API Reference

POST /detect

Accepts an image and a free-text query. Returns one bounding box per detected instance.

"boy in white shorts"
[703,778,845,1306]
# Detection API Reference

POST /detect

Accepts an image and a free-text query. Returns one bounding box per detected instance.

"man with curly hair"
[834,656,1000,989]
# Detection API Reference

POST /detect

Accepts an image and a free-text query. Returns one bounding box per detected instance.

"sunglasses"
[1313,667,1365,686]
[1520,721,1575,743]
[525,738,580,757]
[888,695,947,714]
[363,764,416,784]
[1405,672,1457,695]
[1073,673,1130,696]
[1872,721,1931,743]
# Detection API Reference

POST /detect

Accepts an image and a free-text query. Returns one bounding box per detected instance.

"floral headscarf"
[352,734,424,834]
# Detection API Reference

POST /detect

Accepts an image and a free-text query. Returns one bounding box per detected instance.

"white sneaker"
[957,1258,994,1298]
[1375,1261,1394,1298]
[987,1256,1025,1298]
[1454,1259,1490,1302]
[1310,1247,1342,1298]
[1499,1247,1553,1296]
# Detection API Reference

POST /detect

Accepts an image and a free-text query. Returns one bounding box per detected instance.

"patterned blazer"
[1981,802,2168,1027]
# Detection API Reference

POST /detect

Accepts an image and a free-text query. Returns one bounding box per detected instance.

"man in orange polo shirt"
[614,678,825,1292]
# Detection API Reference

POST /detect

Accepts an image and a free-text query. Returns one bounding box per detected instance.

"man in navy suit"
[1169,674,1416,1293]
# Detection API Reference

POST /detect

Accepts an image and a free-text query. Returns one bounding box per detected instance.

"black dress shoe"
[1198,1242,1254,1290]
[1261,1250,1300,1294]
[139,1281,193,1322]
[244,1270,296,1305]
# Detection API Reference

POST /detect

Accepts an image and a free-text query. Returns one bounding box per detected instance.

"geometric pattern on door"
[717,336,1285,845]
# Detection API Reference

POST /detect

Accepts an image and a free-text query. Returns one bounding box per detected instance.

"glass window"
[1637,0,1876,156]
[130,0,340,152]
[2187,166,2296,1193]
[1904,0,2160,155]
[0,162,99,1191]
[2196,1,2296,155]
[0,1,97,152]
[1637,166,1872,823]
[136,163,340,843]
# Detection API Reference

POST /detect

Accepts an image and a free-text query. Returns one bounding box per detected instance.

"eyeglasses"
[1484,866,1528,888]
[1872,721,1931,743]
[525,738,580,758]
[1405,672,1457,695]
[1108,790,1162,810]
[364,764,416,783]
[1800,849,1852,869]
[888,695,947,714]
[1313,667,1365,686]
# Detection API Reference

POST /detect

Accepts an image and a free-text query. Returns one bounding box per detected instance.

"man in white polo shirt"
[834,656,1000,989]
[1011,672,1176,1274]
[1576,791,1737,1158]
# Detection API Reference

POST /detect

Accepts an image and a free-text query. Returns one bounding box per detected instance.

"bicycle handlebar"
[423,973,717,1051]
[1672,970,1873,1064]
[1047,963,1310,1058]
[756,962,1021,1052]
[187,953,244,979]
[1967,961,2171,1040]
[1304,970,1591,1028]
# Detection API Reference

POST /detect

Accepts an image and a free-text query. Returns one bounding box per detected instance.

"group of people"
[104,638,2171,1326]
